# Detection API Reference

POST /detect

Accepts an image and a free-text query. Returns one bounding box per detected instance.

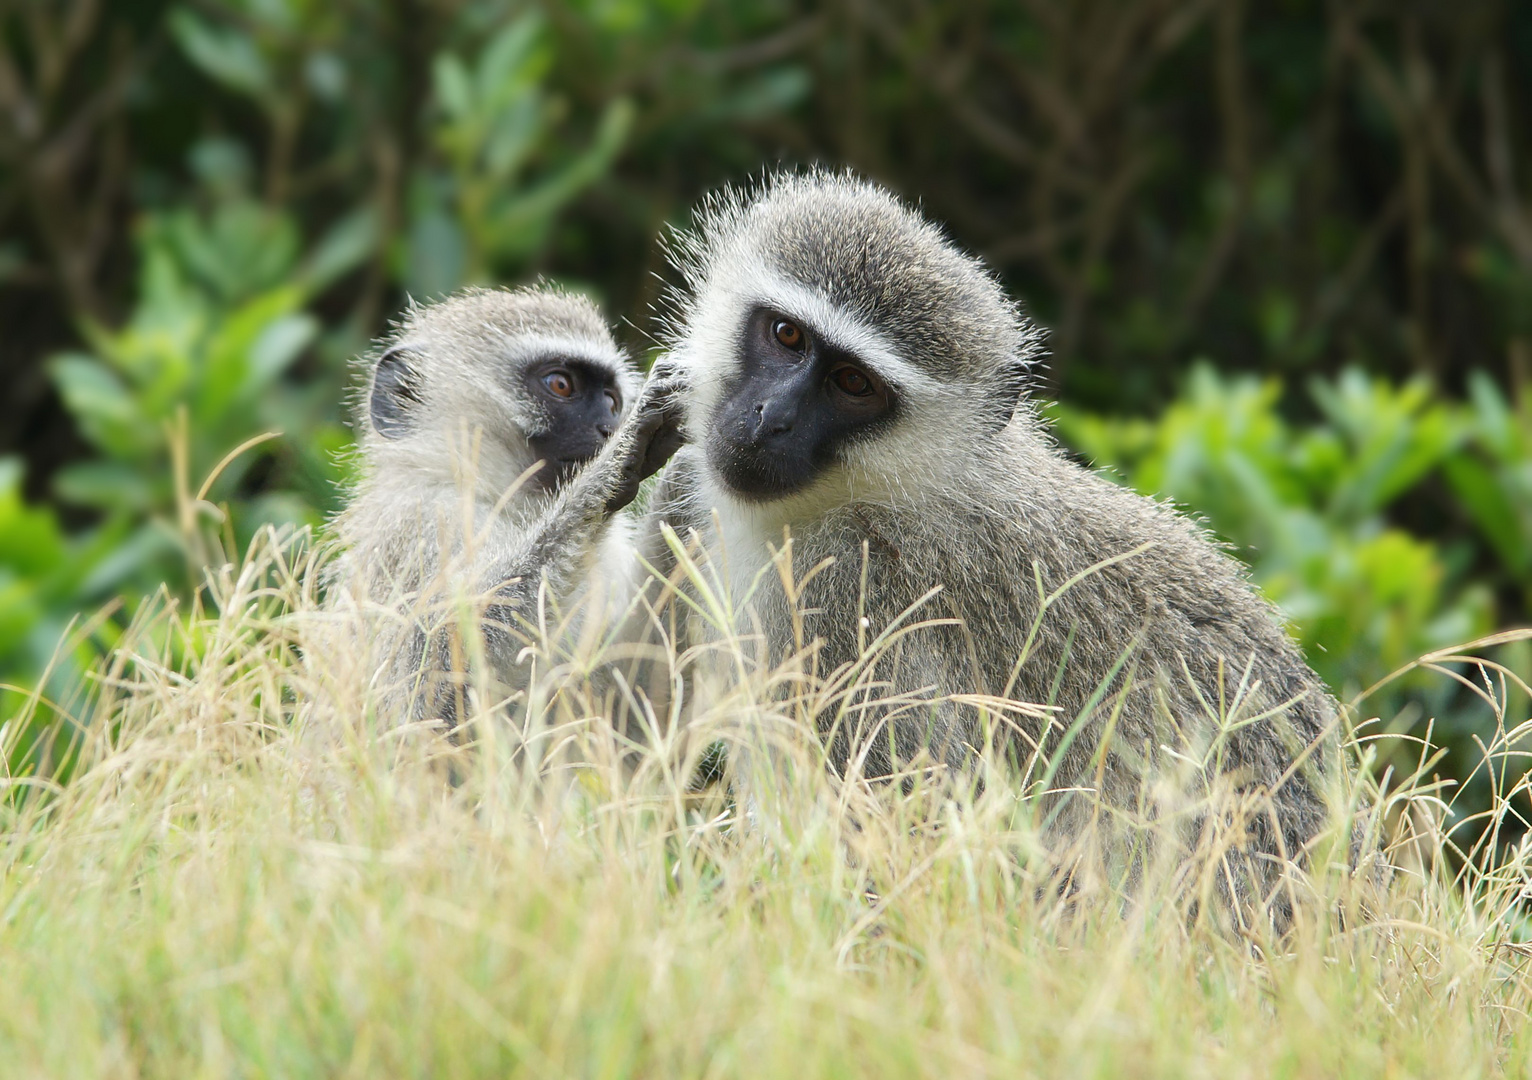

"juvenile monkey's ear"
[370,347,424,439]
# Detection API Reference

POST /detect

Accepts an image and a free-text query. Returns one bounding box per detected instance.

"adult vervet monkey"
[333,286,683,726]
[642,172,1350,909]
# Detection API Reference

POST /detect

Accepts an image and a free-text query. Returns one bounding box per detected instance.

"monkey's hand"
[486,361,688,604]
[602,360,689,515]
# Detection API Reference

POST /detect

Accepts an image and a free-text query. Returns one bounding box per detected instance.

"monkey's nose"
[753,401,793,436]
[596,423,615,439]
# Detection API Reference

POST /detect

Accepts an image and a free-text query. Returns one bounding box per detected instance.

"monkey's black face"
[706,307,896,501]
[524,358,624,490]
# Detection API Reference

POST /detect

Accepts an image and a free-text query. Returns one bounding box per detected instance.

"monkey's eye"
[605,389,621,415]
[830,365,874,397]
[773,319,806,351]
[543,370,576,398]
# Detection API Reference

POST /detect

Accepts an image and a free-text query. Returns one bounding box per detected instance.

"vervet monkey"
[643,172,1348,907]
[333,285,683,726]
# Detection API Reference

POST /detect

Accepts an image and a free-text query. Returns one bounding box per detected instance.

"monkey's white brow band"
[484,330,628,370]
[746,273,943,395]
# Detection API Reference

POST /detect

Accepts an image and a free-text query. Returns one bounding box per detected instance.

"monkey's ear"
[370,347,424,439]
[994,362,1028,426]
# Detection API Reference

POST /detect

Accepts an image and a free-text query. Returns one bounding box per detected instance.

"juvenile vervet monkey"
[333,286,683,726]
[642,172,1349,908]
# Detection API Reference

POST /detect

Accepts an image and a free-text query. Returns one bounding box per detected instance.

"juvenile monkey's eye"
[773,319,806,351]
[830,365,874,397]
[605,389,621,414]
[543,370,576,398]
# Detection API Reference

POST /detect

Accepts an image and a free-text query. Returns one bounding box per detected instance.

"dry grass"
[3,523,1531,1078]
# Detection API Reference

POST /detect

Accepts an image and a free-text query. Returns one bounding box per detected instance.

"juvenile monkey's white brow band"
[483,330,628,371]
[746,273,943,395]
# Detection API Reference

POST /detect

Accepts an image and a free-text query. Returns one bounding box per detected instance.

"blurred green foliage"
[1056,368,1532,702]
[2,0,1531,795]
[1055,365,1532,796]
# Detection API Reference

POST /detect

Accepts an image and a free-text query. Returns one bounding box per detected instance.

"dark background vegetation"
[2,0,1530,817]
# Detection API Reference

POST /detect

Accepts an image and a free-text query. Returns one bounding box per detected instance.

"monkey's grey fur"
[642,172,1351,912]
[332,285,679,726]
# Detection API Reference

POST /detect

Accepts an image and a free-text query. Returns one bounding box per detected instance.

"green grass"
[2,525,1531,1078]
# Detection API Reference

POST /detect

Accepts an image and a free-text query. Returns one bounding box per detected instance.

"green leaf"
[1308,370,1459,520]
[49,355,158,459]
[476,15,545,104]
[198,286,308,423]
[75,522,180,601]
[1443,454,1532,573]
[248,313,319,389]
[705,67,811,121]
[402,210,467,298]
[482,95,544,181]
[0,570,45,661]
[481,97,634,262]
[165,201,301,303]
[1466,371,1524,459]
[51,462,160,516]
[301,208,378,292]
[0,460,67,577]
[304,51,346,102]
[169,8,273,102]
[433,54,475,121]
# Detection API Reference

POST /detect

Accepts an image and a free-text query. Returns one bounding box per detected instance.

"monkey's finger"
[646,355,687,385]
[656,382,690,423]
[638,377,689,420]
[638,415,686,481]
[603,469,644,515]
[602,406,665,514]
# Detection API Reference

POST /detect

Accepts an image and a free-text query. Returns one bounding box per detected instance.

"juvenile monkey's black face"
[706,307,896,501]
[524,357,624,490]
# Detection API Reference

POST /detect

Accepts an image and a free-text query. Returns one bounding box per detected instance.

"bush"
[1053,364,1532,806]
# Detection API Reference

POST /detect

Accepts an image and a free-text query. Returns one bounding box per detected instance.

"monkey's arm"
[476,363,688,609]
[416,365,686,727]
